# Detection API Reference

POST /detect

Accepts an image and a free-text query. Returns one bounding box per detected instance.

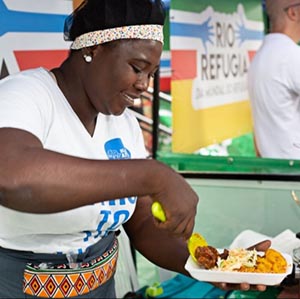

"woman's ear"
[89,45,103,58]
[81,48,93,63]
[81,46,102,63]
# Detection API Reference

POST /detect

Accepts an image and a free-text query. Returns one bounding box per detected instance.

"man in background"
[248,0,300,159]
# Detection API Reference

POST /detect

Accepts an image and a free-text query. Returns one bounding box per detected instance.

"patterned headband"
[70,24,164,49]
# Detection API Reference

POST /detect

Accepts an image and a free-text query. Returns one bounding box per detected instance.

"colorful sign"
[0,0,172,93]
[0,0,72,78]
[170,0,264,153]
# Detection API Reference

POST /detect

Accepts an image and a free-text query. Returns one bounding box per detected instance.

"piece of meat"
[194,246,219,269]
[219,248,229,260]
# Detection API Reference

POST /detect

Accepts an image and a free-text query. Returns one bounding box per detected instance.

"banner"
[171,0,264,153]
[0,0,73,78]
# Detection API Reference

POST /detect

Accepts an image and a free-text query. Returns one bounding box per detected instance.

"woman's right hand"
[149,161,199,241]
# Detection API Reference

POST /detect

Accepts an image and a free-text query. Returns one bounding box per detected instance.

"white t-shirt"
[0,67,147,254]
[248,33,300,159]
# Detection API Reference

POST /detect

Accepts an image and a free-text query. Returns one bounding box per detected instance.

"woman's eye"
[132,65,141,74]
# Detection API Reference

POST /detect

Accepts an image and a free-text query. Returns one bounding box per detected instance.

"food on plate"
[194,245,219,269]
[193,245,287,274]
[241,248,287,273]
[187,233,208,262]
[216,247,258,271]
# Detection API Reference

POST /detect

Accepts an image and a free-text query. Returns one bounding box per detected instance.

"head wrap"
[64,0,166,49]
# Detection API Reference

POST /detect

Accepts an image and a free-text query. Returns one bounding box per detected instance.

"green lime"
[151,202,166,222]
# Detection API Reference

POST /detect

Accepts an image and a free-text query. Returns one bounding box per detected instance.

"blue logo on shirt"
[104,138,131,160]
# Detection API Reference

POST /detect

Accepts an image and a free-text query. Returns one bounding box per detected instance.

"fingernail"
[242,285,250,291]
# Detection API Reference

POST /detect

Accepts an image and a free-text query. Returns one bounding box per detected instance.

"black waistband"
[0,232,117,265]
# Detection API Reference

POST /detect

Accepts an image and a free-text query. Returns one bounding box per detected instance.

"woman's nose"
[134,74,149,92]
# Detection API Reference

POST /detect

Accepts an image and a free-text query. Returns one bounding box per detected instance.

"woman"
[0,0,269,297]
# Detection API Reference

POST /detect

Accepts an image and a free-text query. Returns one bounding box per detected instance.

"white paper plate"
[185,251,293,286]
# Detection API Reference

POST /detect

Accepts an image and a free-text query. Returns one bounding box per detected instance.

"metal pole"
[152,68,160,159]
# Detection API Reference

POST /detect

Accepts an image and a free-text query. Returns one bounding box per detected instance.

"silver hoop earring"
[83,54,92,63]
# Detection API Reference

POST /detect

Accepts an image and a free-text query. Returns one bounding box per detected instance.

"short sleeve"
[0,74,53,144]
